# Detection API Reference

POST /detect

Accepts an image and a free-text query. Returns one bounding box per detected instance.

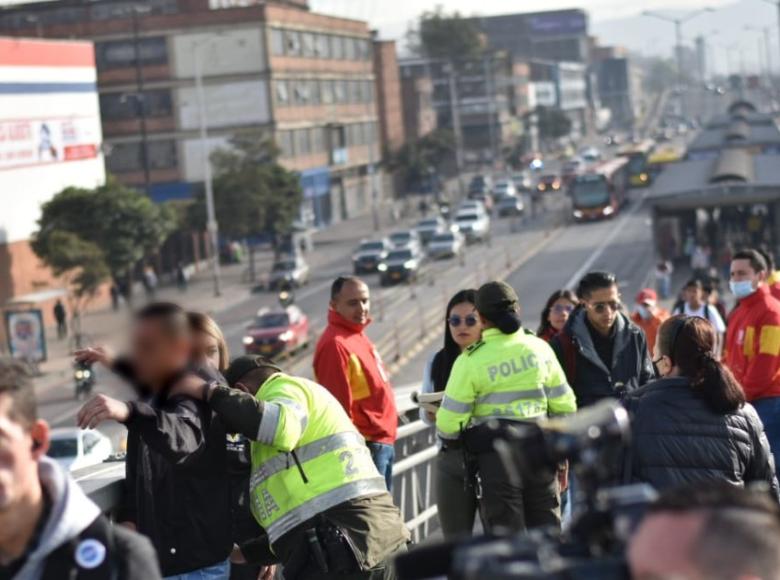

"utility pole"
[446,61,465,196]
[130,6,151,196]
[194,41,222,297]
[483,57,498,168]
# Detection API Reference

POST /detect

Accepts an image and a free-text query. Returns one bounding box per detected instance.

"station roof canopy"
[648,149,780,211]
[686,123,780,155]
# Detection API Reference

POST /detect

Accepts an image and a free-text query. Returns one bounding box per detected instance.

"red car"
[243,305,310,359]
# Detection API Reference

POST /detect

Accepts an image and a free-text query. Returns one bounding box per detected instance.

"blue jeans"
[753,397,780,473]
[164,560,230,580]
[367,442,395,490]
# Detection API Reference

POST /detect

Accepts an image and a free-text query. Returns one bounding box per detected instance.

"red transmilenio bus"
[570,156,630,221]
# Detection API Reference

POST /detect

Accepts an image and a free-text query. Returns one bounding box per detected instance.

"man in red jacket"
[726,249,780,468]
[314,276,398,489]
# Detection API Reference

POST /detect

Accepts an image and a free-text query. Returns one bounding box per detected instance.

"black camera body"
[396,401,656,580]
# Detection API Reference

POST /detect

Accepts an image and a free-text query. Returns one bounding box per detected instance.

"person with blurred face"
[0,357,160,580]
[630,288,669,355]
[551,272,655,408]
[629,483,780,580]
[537,289,578,343]
[725,249,780,471]
[314,276,397,489]
[76,303,232,580]
[672,279,726,356]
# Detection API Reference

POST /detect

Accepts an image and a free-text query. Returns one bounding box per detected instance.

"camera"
[395,401,657,580]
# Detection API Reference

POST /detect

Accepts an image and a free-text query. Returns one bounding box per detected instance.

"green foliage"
[33,177,175,286]
[535,106,572,141]
[385,129,455,186]
[409,5,484,62]
[188,135,303,243]
[32,231,109,298]
[503,140,528,171]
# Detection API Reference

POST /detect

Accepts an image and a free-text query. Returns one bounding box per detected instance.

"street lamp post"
[745,26,772,76]
[642,8,715,118]
[193,41,222,297]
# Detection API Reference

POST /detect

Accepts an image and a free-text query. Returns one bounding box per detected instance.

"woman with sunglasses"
[537,289,578,342]
[419,289,482,538]
[624,315,779,498]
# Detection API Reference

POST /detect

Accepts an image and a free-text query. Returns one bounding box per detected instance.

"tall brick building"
[0,0,384,226]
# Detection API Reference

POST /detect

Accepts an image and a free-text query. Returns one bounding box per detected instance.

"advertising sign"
[5,309,47,363]
[0,117,99,171]
[528,12,587,36]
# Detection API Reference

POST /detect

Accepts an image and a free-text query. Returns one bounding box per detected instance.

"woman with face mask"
[624,315,779,498]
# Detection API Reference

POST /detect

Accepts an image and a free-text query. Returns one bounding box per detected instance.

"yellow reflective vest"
[249,373,386,544]
[436,328,577,440]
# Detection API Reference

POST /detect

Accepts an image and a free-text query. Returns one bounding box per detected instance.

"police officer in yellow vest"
[436,281,577,533]
[174,355,409,580]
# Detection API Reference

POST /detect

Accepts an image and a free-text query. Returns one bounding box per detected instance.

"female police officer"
[435,281,577,533]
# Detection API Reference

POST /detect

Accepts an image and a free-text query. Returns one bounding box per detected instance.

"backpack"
[41,515,119,580]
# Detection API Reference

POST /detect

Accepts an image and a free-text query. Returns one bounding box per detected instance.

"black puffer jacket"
[624,377,780,499]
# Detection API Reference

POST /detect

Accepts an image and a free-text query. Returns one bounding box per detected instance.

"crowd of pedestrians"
[5,242,780,579]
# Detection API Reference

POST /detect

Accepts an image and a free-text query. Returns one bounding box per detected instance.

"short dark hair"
[576,271,617,300]
[0,357,36,429]
[330,276,365,300]
[758,248,776,272]
[136,302,190,337]
[733,249,768,274]
[648,482,780,579]
[683,278,704,290]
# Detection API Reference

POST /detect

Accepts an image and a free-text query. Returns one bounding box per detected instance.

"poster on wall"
[0,117,99,170]
[4,309,47,363]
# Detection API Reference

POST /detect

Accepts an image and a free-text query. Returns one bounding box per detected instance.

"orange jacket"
[631,308,670,355]
[725,286,780,401]
[313,310,398,444]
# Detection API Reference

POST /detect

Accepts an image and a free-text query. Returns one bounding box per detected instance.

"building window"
[321,79,334,105]
[293,80,309,105]
[309,80,321,105]
[284,30,301,56]
[270,28,285,56]
[277,131,294,158]
[100,89,173,120]
[275,80,290,107]
[315,34,330,59]
[106,139,176,172]
[302,32,316,58]
[349,80,362,104]
[95,37,167,70]
[344,36,356,60]
[334,80,346,104]
[331,35,344,60]
[311,126,325,152]
[360,39,372,60]
[295,128,311,156]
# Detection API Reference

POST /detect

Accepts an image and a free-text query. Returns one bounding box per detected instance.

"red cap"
[635,288,657,306]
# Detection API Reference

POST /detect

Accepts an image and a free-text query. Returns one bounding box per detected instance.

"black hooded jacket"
[624,377,780,499]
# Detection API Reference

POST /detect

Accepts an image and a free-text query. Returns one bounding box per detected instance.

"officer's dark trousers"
[300,544,406,580]
[435,448,480,539]
[477,451,560,534]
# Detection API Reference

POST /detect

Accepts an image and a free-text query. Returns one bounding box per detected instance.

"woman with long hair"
[537,289,578,342]
[187,311,229,372]
[625,315,779,497]
[420,289,482,538]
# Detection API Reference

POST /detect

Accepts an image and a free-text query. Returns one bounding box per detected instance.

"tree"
[535,106,572,142]
[385,129,455,193]
[32,178,174,339]
[188,134,303,280]
[408,5,484,62]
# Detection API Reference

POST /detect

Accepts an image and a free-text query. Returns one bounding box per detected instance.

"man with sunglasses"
[551,271,655,408]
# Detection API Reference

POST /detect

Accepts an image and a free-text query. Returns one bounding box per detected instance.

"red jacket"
[313,310,397,444]
[725,286,780,401]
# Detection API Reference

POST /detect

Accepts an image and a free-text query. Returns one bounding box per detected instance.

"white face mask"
[636,305,651,320]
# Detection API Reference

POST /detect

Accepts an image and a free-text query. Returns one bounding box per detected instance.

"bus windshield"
[626,154,647,175]
[572,175,610,208]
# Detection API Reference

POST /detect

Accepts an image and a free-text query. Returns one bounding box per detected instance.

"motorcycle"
[74,360,96,399]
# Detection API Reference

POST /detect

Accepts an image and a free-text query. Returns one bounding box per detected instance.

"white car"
[457,199,486,215]
[47,428,113,472]
[427,231,465,259]
[454,211,491,243]
[388,230,422,252]
[492,179,517,198]
[579,147,601,163]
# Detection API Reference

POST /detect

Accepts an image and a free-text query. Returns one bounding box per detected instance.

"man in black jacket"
[77,303,232,579]
[550,271,655,408]
[0,357,160,580]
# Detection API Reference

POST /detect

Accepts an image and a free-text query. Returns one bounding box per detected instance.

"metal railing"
[73,384,443,541]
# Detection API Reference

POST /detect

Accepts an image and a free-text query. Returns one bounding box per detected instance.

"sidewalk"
[34,206,425,393]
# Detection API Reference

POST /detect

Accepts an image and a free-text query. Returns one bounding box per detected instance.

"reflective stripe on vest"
[249,431,365,489]
[264,477,387,543]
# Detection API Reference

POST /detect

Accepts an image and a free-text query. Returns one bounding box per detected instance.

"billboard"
[528,11,587,36]
[5,309,47,363]
[0,117,99,170]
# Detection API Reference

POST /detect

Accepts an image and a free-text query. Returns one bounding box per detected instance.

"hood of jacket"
[566,307,640,375]
[14,456,101,580]
[327,309,371,334]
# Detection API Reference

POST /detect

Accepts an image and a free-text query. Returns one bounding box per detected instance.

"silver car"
[427,230,465,259]
[268,254,310,289]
